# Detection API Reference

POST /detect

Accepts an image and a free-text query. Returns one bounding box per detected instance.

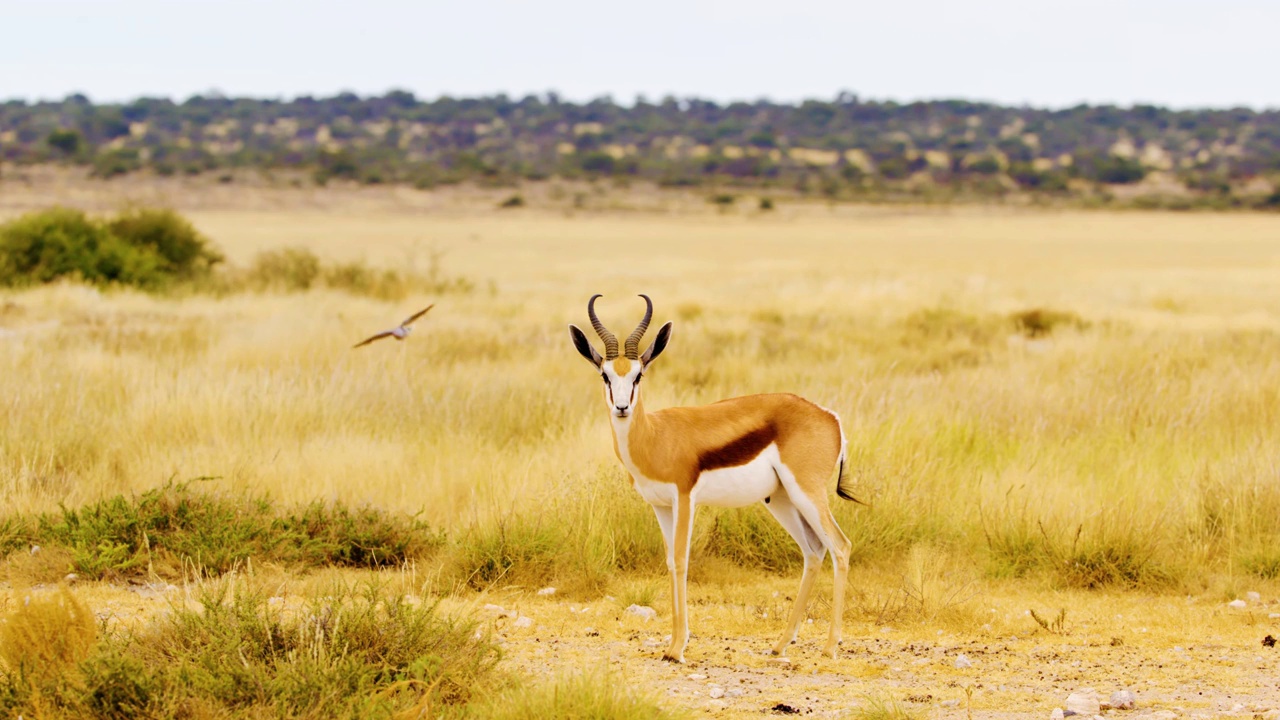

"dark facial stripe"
[698,424,777,472]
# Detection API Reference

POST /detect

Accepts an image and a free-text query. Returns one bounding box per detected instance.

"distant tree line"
[2,91,1279,207]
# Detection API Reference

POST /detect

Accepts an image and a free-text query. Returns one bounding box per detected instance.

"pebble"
[1109,690,1136,710]
[482,603,507,615]
[1271,613,1280,619]
[63,573,78,584]
[625,604,657,621]
[536,587,556,596]
[954,653,973,669]
[1228,599,1248,609]
[29,545,40,555]
[1248,591,1262,602]
[1049,710,1064,720]
[1066,690,1100,715]
[940,699,960,708]
[688,674,707,680]
[707,699,728,710]
[709,686,724,699]
[513,615,533,628]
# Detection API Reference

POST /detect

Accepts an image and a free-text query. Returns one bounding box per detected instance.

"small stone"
[1231,703,1245,713]
[1066,691,1100,716]
[536,587,556,596]
[709,686,724,699]
[1049,710,1065,720]
[767,657,792,666]
[63,573,78,584]
[1229,599,1248,609]
[29,545,40,555]
[707,699,728,710]
[625,604,657,621]
[688,674,707,680]
[954,653,973,669]
[1270,613,1280,619]
[513,615,533,628]
[940,699,960,708]
[1248,591,1262,603]
[482,603,507,615]
[726,689,744,698]
[1109,690,1136,710]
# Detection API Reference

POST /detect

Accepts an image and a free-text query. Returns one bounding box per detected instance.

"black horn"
[587,294,619,359]
[624,294,653,359]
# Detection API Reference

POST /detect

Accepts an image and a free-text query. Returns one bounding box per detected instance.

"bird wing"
[401,304,435,326]
[352,330,395,348]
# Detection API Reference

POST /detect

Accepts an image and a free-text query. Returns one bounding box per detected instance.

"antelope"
[568,294,858,663]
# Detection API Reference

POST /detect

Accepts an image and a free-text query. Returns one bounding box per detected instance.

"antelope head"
[568,294,673,419]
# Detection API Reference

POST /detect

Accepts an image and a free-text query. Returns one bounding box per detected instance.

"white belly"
[633,473,678,507]
[693,444,782,508]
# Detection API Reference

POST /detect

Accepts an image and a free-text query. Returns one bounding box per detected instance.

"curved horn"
[587,294,619,359]
[624,294,653,359]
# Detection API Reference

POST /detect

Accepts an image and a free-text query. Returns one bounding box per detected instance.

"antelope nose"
[615,404,629,413]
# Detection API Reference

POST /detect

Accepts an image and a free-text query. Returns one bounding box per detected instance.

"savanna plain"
[3,178,1280,719]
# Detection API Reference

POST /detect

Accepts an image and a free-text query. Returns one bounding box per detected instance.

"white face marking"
[601,358,643,419]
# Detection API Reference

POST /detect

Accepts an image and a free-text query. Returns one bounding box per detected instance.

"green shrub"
[25,481,440,580]
[90,149,142,179]
[105,207,223,278]
[0,207,164,288]
[0,207,223,290]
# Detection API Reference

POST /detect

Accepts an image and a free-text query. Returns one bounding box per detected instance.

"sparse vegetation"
[0,482,440,580]
[0,580,502,718]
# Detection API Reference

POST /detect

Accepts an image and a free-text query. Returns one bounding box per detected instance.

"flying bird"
[352,305,434,348]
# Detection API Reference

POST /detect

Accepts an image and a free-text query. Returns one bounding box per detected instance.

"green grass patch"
[1,481,441,581]
[0,580,500,718]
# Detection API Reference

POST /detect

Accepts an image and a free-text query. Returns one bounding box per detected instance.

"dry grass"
[2,180,1280,712]
[2,204,1279,594]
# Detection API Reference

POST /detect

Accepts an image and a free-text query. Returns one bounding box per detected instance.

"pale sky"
[3,0,1277,109]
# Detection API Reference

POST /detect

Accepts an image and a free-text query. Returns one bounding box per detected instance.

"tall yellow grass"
[2,206,1279,587]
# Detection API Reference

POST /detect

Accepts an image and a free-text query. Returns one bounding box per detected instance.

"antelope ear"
[569,324,604,368]
[640,322,673,365]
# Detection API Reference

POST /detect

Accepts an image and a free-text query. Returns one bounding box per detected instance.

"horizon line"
[4,89,1277,114]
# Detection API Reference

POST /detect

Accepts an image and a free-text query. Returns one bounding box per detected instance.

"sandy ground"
[5,571,1280,719]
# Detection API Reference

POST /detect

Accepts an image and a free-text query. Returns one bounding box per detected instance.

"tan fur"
[612,357,632,375]
[620,393,842,494]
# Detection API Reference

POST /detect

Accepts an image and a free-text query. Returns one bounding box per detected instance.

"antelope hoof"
[822,644,839,659]
[661,651,685,664]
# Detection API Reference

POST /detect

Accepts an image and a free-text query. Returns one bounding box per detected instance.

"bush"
[18,481,441,580]
[0,207,164,288]
[90,149,141,179]
[0,207,222,290]
[46,129,83,156]
[105,207,223,279]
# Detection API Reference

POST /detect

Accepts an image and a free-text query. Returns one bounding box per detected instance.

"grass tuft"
[475,672,689,720]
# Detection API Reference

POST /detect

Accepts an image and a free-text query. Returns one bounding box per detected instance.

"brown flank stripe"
[698,424,777,472]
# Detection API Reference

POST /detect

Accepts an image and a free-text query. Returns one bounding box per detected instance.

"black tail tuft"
[835,457,870,506]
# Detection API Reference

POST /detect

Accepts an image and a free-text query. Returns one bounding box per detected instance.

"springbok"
[568,294,857,663]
